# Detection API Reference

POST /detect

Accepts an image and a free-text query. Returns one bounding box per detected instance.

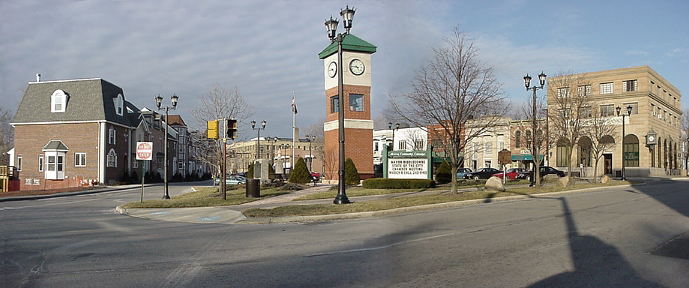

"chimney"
[36,73,41,82]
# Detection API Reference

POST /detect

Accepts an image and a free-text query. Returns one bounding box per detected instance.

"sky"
[1,0,688,141]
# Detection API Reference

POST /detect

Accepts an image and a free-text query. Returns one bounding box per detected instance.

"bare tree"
[547,72,591,178]
[189,85,254,177]
[582,105,618,183]
[389,27,507,194]
[0,106,14,165]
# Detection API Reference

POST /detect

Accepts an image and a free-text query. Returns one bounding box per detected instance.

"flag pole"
[292,91,297,172]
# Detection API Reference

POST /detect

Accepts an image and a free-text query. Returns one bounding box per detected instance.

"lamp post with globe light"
[155,94,179,199]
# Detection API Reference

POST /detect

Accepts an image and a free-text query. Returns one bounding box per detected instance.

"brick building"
[11,78,140,189]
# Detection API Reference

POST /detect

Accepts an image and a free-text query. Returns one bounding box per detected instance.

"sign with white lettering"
[136,142,153,161]
[388,159,428,179]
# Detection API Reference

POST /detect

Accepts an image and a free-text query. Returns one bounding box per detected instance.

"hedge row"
[362,178,436,189]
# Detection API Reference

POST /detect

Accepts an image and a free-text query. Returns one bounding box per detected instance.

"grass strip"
[120,187,288,209]
[243,180,633,217]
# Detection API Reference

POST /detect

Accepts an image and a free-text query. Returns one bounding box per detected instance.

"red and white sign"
[136,142,153,161]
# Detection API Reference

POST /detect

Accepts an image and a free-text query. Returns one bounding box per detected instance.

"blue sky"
[1,0,687,140]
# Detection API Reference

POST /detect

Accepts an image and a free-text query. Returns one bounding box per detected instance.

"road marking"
[198,217,219,221]
[150,211,170,215]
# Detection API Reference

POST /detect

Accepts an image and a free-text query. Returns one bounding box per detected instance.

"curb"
[0,184,155,202]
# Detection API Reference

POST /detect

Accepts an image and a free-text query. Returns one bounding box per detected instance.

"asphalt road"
[2,179,688,287]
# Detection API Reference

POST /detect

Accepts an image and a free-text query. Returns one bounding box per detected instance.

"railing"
[0,166,18,179]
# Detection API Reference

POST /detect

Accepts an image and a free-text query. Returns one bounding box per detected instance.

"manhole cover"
[650,231,689,260]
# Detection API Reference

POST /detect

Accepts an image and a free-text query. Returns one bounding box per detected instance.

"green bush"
[362,178,436,189]
[435,160,452,184]
[345,158,360,186]
[289,157,311,184]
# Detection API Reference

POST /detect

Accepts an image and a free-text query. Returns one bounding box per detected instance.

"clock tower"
[319,34,376,181]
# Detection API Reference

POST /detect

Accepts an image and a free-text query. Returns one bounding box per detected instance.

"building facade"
[548,66,682,177]
[228,136,324,176]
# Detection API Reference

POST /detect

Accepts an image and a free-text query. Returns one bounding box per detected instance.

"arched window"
[114,94,124,116]
[556,138,571,167]
[51,90,69,112]
[623,135,639,167]
[107,149,117,168]
[515,131,521,148]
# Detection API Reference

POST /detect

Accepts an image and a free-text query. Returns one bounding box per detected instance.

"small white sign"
[136,142,153,161]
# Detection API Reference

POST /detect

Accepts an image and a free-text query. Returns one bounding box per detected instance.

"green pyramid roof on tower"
[318,34,377,59]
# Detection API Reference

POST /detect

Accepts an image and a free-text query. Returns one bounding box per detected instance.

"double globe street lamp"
[523,72,547,187]
[324,5,355,204]
[617,105,632,180]
[155,94,179,199]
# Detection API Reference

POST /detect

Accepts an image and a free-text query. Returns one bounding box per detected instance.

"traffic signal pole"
[222,118,227,200]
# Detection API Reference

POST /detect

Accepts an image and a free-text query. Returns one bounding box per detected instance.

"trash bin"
[246,178,260,198]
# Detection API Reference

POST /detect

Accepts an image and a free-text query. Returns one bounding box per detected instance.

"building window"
[557,87,570,98]
[45,152,65,180]
[484,142,492,155]
[108,127,116,144]
[398,140,407,150]
[622,80,637,92]
[577,85,591,96]
[600,104,615,117]
[515,131,521,148]
[600,82,613,94]
[107,149,117,167]
[622,102,638,115]
[650,81,655,94]
[17,154,22,171]
[114,94,124,116]
[75,153,86,167]
[414,139,424,150]
[349,94,364,111]
[558,109,571,119]
[51,90,68,112]
[556,145,571,167]
[374,142,379,151]
[525,131,532,149]
[330,96,339,113]
[651,104,656,116]
[38,154,44,172]
[579,106,592,118]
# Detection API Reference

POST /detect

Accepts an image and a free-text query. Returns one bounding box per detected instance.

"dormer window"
[114,94,124,116]
[51,90,68,112]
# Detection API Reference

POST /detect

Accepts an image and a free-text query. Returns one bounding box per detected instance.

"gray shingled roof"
[42,140,69,151]
[13,78,137,127]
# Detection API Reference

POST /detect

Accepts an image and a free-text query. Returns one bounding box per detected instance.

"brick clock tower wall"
[319,34,377,182]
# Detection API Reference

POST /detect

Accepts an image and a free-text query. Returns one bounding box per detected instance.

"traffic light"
[207,120,219,139]
[227,119,238,139]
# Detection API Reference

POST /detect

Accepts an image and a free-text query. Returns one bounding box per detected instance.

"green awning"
[511,154,544,161]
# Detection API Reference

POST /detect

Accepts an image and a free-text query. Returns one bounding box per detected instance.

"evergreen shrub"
[289,157,311,184]
[435,160,452,184]
[344,158,360,186]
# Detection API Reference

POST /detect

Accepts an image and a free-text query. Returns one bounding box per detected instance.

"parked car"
[310,172,321,179]
[214,174,246,186]
[465,167,502,180]
[456,168,473,179]
[519,166,565,181]
[492,168,529,180]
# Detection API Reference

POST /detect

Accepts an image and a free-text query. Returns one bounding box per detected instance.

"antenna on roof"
[36,74,41,82]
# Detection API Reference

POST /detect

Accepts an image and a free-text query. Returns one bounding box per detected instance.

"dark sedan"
[465,167,503,180]
[519,166,565,181]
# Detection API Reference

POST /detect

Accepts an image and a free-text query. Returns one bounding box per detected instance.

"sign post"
[136,142,153,203]
[498,149,512,184]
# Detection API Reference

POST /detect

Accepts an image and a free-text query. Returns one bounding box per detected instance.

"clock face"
[648,135,655,142]
[349,59,365,75]
[328,62,337,78]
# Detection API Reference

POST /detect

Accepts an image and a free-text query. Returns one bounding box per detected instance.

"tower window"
[349,94,364,111]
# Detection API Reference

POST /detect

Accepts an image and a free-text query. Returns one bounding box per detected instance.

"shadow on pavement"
[528,196,660,287]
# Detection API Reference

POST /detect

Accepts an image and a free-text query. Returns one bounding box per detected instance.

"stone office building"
[548,66,682,177]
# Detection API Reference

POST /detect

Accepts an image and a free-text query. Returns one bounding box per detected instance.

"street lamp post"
[305,135,316,172]
[250,120,266,177]
[388,122,399,150]
[616,105,632,180]
[325,5,355,204]
[524,72,547,187]
[155,94,179,199]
